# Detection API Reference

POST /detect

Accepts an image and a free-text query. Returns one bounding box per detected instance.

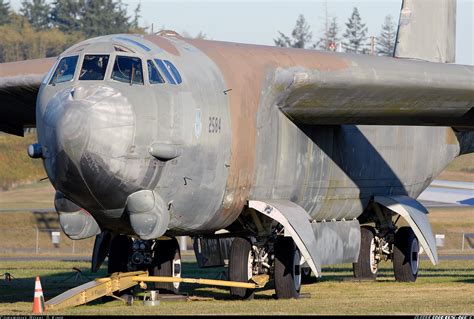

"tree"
[377,15,396,56]
[81,0,131,37]
[342,7,368,54]
[50,0,141,37]
[274,14,312,49]
[131,2,140,30]
[317,17,339,51]
[0,14,77,63]
[20,0,51,30]
[0,0,11,25]
[50,0,82,33]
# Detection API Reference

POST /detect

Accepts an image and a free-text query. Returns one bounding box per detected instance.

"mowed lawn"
[0,259,472,315]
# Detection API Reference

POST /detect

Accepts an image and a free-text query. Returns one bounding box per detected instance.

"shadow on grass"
[0,266,108,303]
[2,261,472,306]
[320,266,474,283]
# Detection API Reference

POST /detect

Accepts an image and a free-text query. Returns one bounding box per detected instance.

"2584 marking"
[209,117,221,133]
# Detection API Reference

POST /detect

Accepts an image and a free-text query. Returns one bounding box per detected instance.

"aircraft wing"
[276,54,474,129]
[0,58,56,136]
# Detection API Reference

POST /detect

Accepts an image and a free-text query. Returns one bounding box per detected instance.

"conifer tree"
[317,17,339,51]
[20,0,51,30]
[0,0,11,25]
[50,0,82,33]
[274,14,312,49]
[377,15,396,56]
[342,7,368,54]
[50,0,140,36]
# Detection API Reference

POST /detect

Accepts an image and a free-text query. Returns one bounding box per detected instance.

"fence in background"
[0,227,472,257]
[0,227,194,256]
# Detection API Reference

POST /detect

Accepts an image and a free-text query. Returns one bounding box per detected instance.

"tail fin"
[394,0,457,63]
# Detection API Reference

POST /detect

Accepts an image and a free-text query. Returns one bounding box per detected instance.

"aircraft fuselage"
[35,34,461,238]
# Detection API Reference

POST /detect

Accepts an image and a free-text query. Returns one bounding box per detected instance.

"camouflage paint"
[9,33,473,242]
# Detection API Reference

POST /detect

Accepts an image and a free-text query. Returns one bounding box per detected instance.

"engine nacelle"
[54,192,101,240]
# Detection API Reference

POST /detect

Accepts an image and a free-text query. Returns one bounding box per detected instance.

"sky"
[9,0,474,65]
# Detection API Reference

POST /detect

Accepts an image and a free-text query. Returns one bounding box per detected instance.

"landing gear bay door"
[249,200,321,277]
[375,195,438,265]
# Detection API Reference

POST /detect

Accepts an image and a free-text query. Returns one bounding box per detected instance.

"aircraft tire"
[228,237,255,300]
[353,226,378,279]
[151,238,182,294]
[274,237,301,299]
[301,267,313,284]
[107,235,133,274]
[393,227,419,282]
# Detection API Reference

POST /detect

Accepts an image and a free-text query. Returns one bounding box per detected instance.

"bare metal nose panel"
[40,85,136,211]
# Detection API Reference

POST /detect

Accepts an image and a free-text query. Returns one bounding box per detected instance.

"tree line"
[0,0,142,63]
[0,1,397,64]
[274,7,397,56]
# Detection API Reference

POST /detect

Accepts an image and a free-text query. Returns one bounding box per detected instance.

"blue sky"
[9,0,474,65]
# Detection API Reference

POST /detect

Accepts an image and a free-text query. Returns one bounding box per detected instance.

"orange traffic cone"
[32,276,45,313]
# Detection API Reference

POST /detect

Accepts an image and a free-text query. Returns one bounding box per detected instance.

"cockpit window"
[79,55,109,81]
[49,55,79,85]
[147,60,165,84]
[111,56,144,85]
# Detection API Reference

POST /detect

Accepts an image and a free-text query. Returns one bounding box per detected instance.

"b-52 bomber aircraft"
[0,0,473,299]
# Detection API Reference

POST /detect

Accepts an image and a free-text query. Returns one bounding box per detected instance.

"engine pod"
[54,192,101,240]
[126,190,169,240]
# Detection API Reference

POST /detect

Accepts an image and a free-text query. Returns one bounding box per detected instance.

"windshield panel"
[49,56,79,85]
[112,56,144,85]
[147,60,165,84]
[42,59,59,85]
[155,59,176,85]
[164,60,182,84]
[79,55,109,81]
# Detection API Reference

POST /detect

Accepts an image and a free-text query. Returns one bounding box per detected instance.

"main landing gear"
[228,236,302,300]
[353,224,420,282]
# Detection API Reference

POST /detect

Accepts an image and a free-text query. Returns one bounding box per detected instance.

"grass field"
[0,259,473,315]
[0,133,473,191]
[1,193,472,256]
[0,133,46,191]
[0,134,472,314]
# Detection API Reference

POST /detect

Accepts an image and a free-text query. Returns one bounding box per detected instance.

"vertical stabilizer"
[394,0,456,63]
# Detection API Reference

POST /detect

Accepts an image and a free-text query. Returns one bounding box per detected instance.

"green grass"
[445,153,474,174]
[0,133,46,191]
[0,259,473,315]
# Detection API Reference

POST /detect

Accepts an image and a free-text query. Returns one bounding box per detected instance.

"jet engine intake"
[126,190,170,240]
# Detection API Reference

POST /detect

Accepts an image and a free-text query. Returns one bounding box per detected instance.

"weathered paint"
[1,34,473,250]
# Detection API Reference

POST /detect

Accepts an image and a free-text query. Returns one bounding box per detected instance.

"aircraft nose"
[39,86,136,211]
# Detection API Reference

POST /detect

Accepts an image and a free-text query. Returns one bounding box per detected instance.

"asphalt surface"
[418,180,474,207]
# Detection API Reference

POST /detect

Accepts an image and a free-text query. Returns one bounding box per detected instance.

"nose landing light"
[28,143,43,159]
